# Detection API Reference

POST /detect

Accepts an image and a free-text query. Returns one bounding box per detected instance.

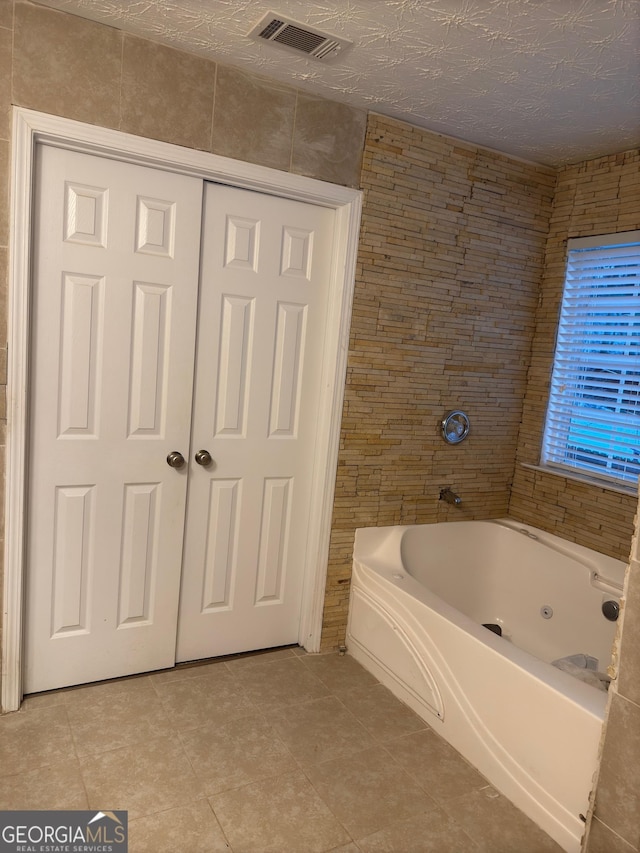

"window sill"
[520,463,639,498]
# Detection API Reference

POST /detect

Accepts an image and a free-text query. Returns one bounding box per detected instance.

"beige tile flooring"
[0,647,564,852]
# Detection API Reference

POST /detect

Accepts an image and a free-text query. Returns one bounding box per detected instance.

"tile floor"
[0,647,564,852]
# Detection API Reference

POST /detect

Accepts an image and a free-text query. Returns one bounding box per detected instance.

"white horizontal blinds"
[542,231,640,487]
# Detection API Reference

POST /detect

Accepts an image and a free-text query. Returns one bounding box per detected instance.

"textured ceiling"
[35,0,640,165]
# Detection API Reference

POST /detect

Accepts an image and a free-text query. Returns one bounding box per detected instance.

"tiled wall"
[585,506,640,853]
[509,150,640,561]
[0,0,367,683]
[320,114,556,649]
[3,1,367,183]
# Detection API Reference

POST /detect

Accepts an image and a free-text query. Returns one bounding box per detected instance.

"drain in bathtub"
[540,605,553,619]
[602,600,620,621]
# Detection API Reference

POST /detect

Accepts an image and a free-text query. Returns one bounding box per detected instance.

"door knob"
[195,449,213,467]
[166,451,186,469]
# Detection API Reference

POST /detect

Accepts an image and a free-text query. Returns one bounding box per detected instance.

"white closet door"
[24,146,203,692]
[176,183,335,661]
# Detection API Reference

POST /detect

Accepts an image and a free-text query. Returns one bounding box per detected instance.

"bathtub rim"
[352,517,619,720]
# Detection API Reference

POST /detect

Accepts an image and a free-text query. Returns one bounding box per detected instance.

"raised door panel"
[176,183,335,661]
[25,145,203,693]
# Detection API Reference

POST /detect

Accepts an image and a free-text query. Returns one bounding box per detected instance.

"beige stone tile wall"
[584,505,640,853]
[5,1,366,181]
[509,150,640,561]
[321,113,556,649]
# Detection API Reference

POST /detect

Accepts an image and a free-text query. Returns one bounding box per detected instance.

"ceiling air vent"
[248,12,352,62]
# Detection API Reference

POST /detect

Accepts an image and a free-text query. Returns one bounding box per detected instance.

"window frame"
[541,229,640,492]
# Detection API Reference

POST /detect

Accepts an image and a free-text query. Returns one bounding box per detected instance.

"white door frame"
[2,107,362,712]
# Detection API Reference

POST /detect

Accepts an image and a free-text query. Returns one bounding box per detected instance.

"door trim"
[2,107,362,712]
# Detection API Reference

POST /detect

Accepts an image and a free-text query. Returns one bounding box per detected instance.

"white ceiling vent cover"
[248,12,352,61]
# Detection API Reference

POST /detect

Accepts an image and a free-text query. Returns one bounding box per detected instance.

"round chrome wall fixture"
[441,410,470,444]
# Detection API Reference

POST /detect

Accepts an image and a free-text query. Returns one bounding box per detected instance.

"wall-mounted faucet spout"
[440,487,462,506]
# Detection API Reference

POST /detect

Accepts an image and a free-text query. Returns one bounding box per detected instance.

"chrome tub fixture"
[439,487,462,506]
[441,410,470,444]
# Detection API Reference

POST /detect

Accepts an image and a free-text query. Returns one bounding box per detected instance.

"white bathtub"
[346,518,626,853]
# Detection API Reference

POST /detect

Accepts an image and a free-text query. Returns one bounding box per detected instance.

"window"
[542,230,640,490]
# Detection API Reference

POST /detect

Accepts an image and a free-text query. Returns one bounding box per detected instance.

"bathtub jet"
[346,518,625,853]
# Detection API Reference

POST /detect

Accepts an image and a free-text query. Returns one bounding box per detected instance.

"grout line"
[289,91,298,174]
[209,60,218,154]
[117,31,125,131]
